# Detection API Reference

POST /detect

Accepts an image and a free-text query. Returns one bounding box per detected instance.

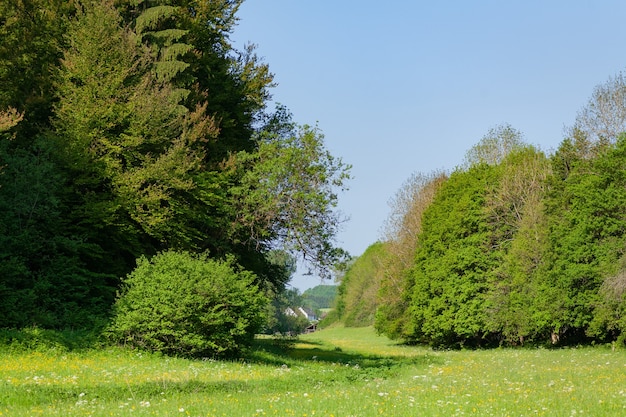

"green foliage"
[0,327,103,353]
[376,171,447,340]
[302,285,338,311]
[541,135,626,343]
[233,111,351,279]
[0,0,348,333]
[0,0,69,129]
[483,146,552,344]
[335,243,386,327]
[0,127,113,329]
[107,251,268,357]
[407,164,499,347]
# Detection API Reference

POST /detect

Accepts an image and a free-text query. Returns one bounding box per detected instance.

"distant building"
[285,306,318,322]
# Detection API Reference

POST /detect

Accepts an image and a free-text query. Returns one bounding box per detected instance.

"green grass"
[1,326,626,416]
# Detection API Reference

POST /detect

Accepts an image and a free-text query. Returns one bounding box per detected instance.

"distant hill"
[302,285,337,311]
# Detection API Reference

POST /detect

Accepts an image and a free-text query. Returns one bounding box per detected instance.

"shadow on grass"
[247,336,442,372]
[0,327,104,353]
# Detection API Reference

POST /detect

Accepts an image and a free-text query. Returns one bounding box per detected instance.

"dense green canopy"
[0,0,350,330]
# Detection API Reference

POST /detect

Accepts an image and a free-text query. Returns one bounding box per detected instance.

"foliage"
[263,287,310,336]
[483,146,552,344]
[542,135,626,343]
[107,251,267,357]
[302,285,338,311]
[334,242,387,327]
[233,110,351,279]
[407,164,500,347]
[463,123,525,167]
[0,116,112,329]
[376,171,446,339]
[0,0,349,331]
[567,71,626,148]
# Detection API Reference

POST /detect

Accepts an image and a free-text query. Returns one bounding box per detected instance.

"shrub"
[107,251,268,357]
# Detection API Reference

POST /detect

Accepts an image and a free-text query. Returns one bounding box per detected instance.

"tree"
[335,242,387,327]
[0,0,69,132]
[463,123,525,167]
[539,135,626,344]
[53,0,217,275]
[483,146,552,344]
[407,164,499,347]
[376,171,446,338]
[567,72,626,149]
[0,109,110,328]
[232,110,351,280]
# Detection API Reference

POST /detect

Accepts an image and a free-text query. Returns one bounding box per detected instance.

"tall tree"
[407,164,499,347]
[483,146,552,344]
[376,171,446,339]
[54,0,217,276]
[231,110,351,281]
[539,135,626,343]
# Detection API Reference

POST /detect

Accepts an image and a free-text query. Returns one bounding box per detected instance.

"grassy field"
[1,326,626,416]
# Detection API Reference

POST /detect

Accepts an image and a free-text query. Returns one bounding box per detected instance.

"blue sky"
[232,1,626,291]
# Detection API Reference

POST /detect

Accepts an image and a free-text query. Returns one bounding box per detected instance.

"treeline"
[334,73,626,347]
[0,0,349,354]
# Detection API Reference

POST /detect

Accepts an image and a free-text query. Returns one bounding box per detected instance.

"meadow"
[1,326,626,416]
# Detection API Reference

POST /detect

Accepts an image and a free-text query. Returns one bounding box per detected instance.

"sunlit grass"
[2,326,626,416]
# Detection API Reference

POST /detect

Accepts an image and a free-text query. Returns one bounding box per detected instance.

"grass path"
[1,326,626,416]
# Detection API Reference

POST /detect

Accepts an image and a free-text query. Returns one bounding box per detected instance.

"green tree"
[53,0,216,275]
[376,171,446,339]
[538,135,626,343]
[335,242,387,327]
[0,109,110,328]
[232,110,351,280]
[483,146,551,344]
[0,0,70,133]
[407,164,499,347]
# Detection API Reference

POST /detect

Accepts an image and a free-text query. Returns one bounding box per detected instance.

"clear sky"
[232,1,626,291]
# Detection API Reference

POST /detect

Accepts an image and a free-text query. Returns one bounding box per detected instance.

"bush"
[107,251,268,358]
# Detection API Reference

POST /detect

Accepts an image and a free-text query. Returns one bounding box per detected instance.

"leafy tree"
[107,251,267,357]
[0,0,70,132]
[302,285,338,311]
[539,135,626,343]
[376,171,446,339]
[232,110,351,280]
[407,164,499,347]
[483,146,552,344]
[53,0,217,274]
[0,110,110,328]
[335,242,387,327]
